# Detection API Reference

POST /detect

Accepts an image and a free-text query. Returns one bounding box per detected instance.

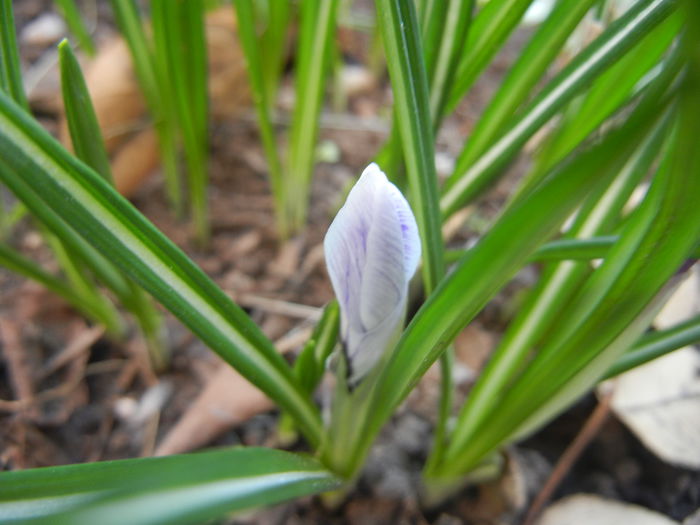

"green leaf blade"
[440,11,700,472]
[0,90,322,447]
[58,40,113,184]
[441,0,679,218]
[444,0,534,115]
[233,0,286,235]
[286,0,340,232]
[0,447,342,525]
[151,0,210,243]
[376,0,444,292]
[456,0,597,171]
[326,83,659,478]
[55,0,96,56]
[605,312,700,379]
[0,0,28,110]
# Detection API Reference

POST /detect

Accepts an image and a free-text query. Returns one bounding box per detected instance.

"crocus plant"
[1,0,699,523]
[324,163,421,386]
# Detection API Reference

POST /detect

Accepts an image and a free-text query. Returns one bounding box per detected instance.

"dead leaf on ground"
[154,320,313,456]
[154,363,274,456]
[453,322,497,387]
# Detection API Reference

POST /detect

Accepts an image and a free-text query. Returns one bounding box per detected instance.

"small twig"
[88,409,116,462]
[237,293,322,321]
[125,339,159,387]
[521,388,615,525]
[115,358,140,392]
[24,49,59,100]
[237,108,390,134]
[276,326,314,353]
[0,365,86,413]
[0,319,37,417]
[141,412,161,458]
[37,324,104,381]
[85,358,128,376]
[442,206,473,243]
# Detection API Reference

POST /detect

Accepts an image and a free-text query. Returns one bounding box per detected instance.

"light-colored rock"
[609,347,700,469]
[606,265,700,469]
[536,494,679,525]
[20,13,66,47]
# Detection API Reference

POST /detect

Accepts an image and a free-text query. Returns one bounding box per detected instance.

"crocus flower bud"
[324,163,421,385]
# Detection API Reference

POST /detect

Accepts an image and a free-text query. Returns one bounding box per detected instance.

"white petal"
[323,163,422,383]
[384,181,421,280]
[346,298,405,384]
[324,167,377,326]
[359,178,405,331]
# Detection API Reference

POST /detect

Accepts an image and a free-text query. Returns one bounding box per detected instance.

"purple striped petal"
[324,163,421,384]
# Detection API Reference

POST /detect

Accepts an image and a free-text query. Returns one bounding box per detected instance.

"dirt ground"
[1,1,698,524]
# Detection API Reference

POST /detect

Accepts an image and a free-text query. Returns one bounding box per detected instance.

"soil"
[1,1,698,524]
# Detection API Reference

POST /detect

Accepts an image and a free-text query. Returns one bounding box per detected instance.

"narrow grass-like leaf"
[528,236,621,263]
[508,5,700,430]
[427,0,474,121]
[457,169,694,470]
[439,14,700,472]
[441,0,678,218]
[0,447,341,524]
[375,0,451,470]
[58,40,113,184]
[279,301,339,443]
[376,0,444,292]
[530,237,699,263]
[233,0,286,235]
[440,108,672,459]
[55,0,96,56]
[293,301,340,394]
[604,313,700,379]
[110,0,182,212]
[0,0,28,110]
[0,242,113,326]
[376,0,472,185]
[46,231,124,336]
[418,0,448,84]
[2,156,163,353]
[260,0,291,105]
[152,0,209,243]
[513,14,681,200]
[321,86,657,477]
[532,13,681,177]
[109,0,157,107]
[511,40,683,210]
[456,0,597,172]
[286,0,339,232]
[180,1,208,145]
[58,39,166,365]
[0,91,323,446]
[443,0,534,116]
[446,236,621,264]
[2,6,124,335]
[0,157,132,300]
